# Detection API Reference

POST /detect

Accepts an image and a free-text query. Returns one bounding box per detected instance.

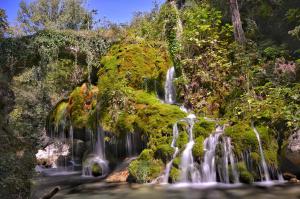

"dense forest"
[0,0,299,198]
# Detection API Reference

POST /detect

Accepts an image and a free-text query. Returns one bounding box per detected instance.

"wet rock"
[283,172,297,180]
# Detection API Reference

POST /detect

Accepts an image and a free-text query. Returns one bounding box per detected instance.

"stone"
[92,163,102,177]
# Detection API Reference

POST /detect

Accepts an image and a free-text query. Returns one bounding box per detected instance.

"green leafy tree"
[17,0,94,34]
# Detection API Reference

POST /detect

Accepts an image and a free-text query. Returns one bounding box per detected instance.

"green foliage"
[178,2,234,116]
[159,2,182,72]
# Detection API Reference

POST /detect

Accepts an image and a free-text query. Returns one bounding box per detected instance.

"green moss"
[177,129,188,150]
[172,157,180,169]
[225,123,258,155]
[155,144,175,163]
[92,163,102,177]
[237,162,254,184]
[139,149,154,161]
[192,136,205,160]
[99,41,172,90]
[68,84,98,128]
[52,102,68,126]
[170,167,180,183]
[129,150,163,183]
[193,117,215,138]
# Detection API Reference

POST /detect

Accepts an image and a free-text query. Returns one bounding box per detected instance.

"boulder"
[281,129,300,177]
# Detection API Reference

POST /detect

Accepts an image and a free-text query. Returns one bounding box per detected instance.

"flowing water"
[163,123,180,183]
[180,114,201,183]
[201,127,223,183]
[251,123,271,182]
[82,126,109,177]
[218,137,240,183]
[164,67,176,104]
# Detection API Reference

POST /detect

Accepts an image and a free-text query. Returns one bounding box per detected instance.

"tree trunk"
[229,0,246,44]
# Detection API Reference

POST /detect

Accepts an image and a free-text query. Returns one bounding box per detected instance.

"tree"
[229,0,246,44]
[17,0,94,34]
[0,9,8,38]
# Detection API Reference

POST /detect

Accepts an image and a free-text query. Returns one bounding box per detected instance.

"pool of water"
[31,174,300,199]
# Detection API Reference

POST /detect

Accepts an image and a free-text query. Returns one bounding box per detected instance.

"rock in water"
[92,163,103,177]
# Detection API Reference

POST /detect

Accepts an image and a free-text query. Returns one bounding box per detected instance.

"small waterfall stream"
[165,67,176,104]
[251,123,271,182]
[180,114,201,183]
[82,126,109,177]
[201,127,223,183]
[162,123,180,183]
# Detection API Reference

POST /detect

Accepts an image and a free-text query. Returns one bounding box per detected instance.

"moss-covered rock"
[128,149,163,183]
[92,163,102,177]
[68,83,98,128]
[170,167,180,182]
[155,144,175,163]
[192,136,205,160]
[237,162,254,184]
[99,40,172,90]
[193,117,216,138]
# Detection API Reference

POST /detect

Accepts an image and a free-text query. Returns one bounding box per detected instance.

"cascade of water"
[165,67,176,104]
[69,125,75,168]
[225,137,239,183]
[180,114,201,183]
[163,123,180,183]
[82,126,109,176]
[201,127,223,183]
[251,123,271,182]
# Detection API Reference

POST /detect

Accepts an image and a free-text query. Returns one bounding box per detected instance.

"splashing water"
[165,67,176,104]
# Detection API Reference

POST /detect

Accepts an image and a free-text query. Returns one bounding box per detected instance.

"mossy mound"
[237,162,254,184]
[68,83,98,128]
[128,149,163,183]
[99,41,172,90]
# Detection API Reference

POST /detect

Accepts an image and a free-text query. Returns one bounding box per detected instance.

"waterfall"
[220,137,239,183]
[126,133,135,157]
[251,123,271,182]
[201,127,223,183]
[163,123,180,183]
[82,126,109,177]
[69,125,75,168]
[165,67,176,104]
[180,114,201,183]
